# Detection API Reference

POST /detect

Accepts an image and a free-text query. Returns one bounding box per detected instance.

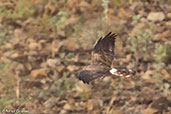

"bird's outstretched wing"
[91,32,117,67]
[77,32,117,84]
[77,65,110,84]
[77,32,136,84]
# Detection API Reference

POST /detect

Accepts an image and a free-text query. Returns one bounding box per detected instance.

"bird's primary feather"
[77,32,135,84]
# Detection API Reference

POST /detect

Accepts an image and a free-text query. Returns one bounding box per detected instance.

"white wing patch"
[109,68,132,77]
[110,68,118,74]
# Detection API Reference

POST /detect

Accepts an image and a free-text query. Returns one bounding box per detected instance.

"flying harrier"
[77,32,135,84]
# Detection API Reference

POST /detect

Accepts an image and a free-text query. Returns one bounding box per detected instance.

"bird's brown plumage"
[77,32,135,84]
[77,32,116,84]
[91,32,116,66]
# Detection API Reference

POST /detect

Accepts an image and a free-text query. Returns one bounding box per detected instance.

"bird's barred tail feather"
[110,68,135,77]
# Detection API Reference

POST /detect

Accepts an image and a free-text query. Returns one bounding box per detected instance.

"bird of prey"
[77,32,135,84]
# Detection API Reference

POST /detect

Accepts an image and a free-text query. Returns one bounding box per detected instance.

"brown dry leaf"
[63,38,79,51]
[79,1,90,12]
[86,99,94,111]
[68,98,75,106]
[91,0,102,7]
[74,82,90,94]
[115,40,124,56]
[63,103,72,110]
[131,27,139,35]
[153,30,171,41]
[1,1,14,9]
[86,99,101,111]
[46,59,60,68]
[0,51,3,59]
[14,29,27,41]
[0,88,4,95]
[29,42,40,50]
[44,2,57,15]
[142,70,152,80]
[165,21,171,27]
[147,12,165,22]
[2,43,13,50]
[131,23,145,35]
[56,65,65,72]
[161,69,171,79]
[43,97,59,108]
[66,0,80,13]
[51,40,61,57]
[28,38,42,50]
[67,65,78,72]
[66,0,78,8]
[11,53,20,59]
[118,8,133,18]
[110,108,123,114]
[167,12,171,18]
[107,11,120,24]
[142,71,158,83]
[56,30,66,38]
[79,1,90,8]
[126,54,132,62]
[29,0,43,5]
[32,3,44,16]
[63,15,78,27]
[103,76,111,82]
[2,51,13,61]
[144,107,158,114]
[15,63,25,72]
[91,110,101,114]
[40,61,47,68]
[44,43,53,53]
[0,56,11,63]
[25,63,32,71]
[31,68,48,78]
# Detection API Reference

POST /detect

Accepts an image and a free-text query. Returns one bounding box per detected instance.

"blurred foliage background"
[0,0,170,114]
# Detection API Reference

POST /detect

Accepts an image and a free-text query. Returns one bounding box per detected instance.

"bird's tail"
[110,68,135,77]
